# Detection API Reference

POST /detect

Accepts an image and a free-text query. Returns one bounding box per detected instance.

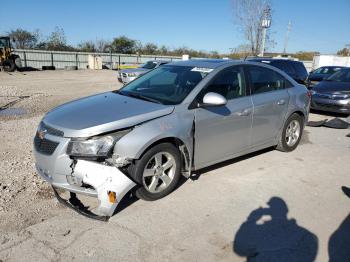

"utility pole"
[259,6,272,57]
[283,21,292,55]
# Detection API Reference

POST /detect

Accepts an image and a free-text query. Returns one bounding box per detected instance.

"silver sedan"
[34,59,310,220]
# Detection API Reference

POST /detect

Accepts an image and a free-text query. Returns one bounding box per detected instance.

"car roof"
[146,60,169,63]
[248,58,302,63]
[319,66,346,68]
[168,59,235,69]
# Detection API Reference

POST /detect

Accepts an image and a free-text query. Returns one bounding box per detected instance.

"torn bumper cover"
[36,156,136,220]
[69,160,136,218]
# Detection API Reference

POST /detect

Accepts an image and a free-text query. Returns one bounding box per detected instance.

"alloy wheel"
[285,120,301,147]
[142,152,176,193]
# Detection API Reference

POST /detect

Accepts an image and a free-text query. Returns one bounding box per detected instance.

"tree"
[7,28,39,49]
[110,36,137,54]
[78,41,96,52]
[337,46,350,56]
[37,26,75,51]
[158,45,169,55]
[231,0,273,55]
[294,51,320,61]
[142,42,158,55]
[95,39,111,52]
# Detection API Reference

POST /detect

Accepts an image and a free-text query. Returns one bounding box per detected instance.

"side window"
[248,66,288,94]
[202,66,246,100]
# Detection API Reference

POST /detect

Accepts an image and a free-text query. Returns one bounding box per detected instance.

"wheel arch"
[288,110,306,125]
[136,136,192,177]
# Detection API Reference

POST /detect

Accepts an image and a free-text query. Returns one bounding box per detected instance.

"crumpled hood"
[120,68,149,74]
[314,81,350,93]
[43,92,174,137]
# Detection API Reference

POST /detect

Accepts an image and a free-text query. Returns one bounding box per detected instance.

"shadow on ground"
[328,186,350,262]
[233,197,318,261]
[310,109,349,118]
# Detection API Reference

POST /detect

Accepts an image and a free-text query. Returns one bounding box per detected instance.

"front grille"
[314,102,342,109]
[34,135,59,155]
[40,122,64,137]
[316,93,333,99]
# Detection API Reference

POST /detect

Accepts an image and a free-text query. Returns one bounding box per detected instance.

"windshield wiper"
[119,91,163,104]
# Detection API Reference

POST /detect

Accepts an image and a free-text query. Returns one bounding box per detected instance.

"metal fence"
[13,49,313,72]
[13,49,183,69]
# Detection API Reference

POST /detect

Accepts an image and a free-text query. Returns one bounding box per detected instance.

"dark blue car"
[308,66,345,88]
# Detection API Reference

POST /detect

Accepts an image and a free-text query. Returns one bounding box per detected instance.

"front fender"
[113,109,195,161]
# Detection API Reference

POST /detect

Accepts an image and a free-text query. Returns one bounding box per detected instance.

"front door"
[194,66,253,169]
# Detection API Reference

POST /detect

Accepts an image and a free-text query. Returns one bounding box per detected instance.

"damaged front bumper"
[34,134,136,220]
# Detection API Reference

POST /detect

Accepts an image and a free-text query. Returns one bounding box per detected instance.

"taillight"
[306,90,312,98]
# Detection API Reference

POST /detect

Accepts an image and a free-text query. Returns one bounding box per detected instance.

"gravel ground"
[0,70,349,261]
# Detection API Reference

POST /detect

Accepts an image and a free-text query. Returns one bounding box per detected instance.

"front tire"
[276,113,304,152]
[3,59,16,72]
[128,143,181,201]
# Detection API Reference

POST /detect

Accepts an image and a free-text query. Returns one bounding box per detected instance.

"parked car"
[307,66,345,88]
[117,60,169,84]
[311,68,350,114]
[34,59,310,220]
[248,58,309,85]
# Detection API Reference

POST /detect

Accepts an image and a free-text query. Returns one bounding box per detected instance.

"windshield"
[326,69,350,82]
[0,38,10,48]
[118,65,210,105]
[142,61,158,69]
[314,67,343,75]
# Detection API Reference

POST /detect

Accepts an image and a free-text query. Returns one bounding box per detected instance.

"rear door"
[194,66,253,168]
[246,65,291,147]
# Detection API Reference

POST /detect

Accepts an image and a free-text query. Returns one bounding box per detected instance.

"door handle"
[277,99,286,105]
[237,109,251,116]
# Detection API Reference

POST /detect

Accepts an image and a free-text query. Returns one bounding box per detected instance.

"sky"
[1,0,349,54]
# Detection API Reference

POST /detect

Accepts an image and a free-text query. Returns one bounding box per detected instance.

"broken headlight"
[67,129,132,157]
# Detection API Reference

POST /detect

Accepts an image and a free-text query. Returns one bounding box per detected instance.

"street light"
[260,6,271,57]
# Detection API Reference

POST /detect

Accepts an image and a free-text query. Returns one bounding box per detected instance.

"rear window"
[292,62,308,77]
[269,61,296,76]
[142,61,158,69]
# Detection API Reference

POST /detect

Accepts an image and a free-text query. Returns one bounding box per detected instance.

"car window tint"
[248,66,288,94]
[328,67,343,74]
[150,70,177,85]
[292,62,308,77]
[270,61,295,75]
[203,66,246,100]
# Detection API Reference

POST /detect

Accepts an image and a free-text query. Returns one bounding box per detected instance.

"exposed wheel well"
[139,137,191,176]
[292,111,305,119]
[290,111,306,126]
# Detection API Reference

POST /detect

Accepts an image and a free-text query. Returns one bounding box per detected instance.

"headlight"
[67,129,132,157]
[127,72,137,77]
[333,94,349,99]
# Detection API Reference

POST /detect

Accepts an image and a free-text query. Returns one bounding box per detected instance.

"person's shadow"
[328,186,350,262]
[233,197,318,261]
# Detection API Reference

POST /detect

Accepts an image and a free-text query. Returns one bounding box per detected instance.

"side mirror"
[199,92,227,107]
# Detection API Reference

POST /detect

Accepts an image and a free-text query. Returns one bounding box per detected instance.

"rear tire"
[276,113,304,152]
[128,143,181,201]
[3,59,16,72]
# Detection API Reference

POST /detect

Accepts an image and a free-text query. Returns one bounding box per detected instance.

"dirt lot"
[0,70,349,261]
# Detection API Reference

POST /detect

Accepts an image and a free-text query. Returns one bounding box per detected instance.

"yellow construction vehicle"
[0,36,21,72]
